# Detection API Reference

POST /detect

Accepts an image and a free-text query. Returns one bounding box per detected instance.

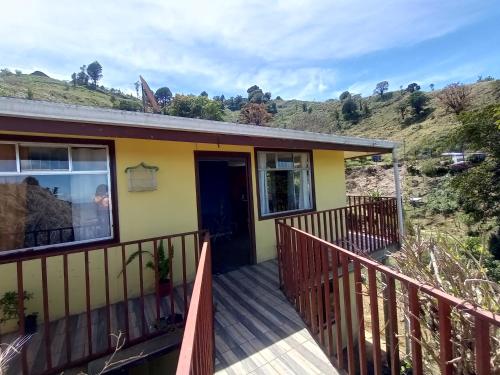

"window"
[0,140,115,254]
[257,150,314,217]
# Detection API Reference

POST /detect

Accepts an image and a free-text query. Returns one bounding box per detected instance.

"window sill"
[0,236,119,263]
[258,208,316,221]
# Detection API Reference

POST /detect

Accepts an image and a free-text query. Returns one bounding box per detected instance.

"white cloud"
[0,0,487,99]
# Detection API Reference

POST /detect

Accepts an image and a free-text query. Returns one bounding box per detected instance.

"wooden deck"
[213,260,339,375]
[3,288,188,375]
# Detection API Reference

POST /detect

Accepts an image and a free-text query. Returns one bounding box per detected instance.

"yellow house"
[0,97,402,374]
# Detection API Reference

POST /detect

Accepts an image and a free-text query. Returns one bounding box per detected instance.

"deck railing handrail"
[276,198,399,253]
[0,229,207,375]
[276,221,500,374]
[176,233,213,375]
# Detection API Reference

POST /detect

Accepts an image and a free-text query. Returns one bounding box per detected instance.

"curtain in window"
[299,153,311,210]
[258,152,270,215]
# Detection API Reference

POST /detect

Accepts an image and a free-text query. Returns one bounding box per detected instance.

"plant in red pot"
[121,240,173,297]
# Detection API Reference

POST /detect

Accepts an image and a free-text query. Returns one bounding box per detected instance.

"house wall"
[0,132,347,333]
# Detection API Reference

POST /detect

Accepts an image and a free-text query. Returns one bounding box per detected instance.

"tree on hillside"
[247,85,270,104]
[200,91,208,97]
[302,103,308,112]
[332,109,341,130]
[339,91,351,101]
[267,102,278,114]
[437,82,472,114]
[373,81,389,98]
[396,101,408,120]
[429,83,435,91]
[76,65,89,86]
[341,97,360,122]
[408,91,429,115]
[167,94,223,121]
[154,87,173,107]
[276,96,283,101]
[86,61,103,88]
[406,82,420,93]
[71,73,77,87]
[134,81,140,98]
[239,103,272,126]
[225,95,246,111]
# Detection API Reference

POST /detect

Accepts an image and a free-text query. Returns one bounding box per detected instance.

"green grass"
[0,73,139,108]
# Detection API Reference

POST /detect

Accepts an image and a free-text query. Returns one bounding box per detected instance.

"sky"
[1,0,500,101]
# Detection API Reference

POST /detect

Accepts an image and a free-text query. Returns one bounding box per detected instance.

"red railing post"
[176,234,213,375]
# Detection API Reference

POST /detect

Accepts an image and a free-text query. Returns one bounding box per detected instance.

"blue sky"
[1,0,500,100]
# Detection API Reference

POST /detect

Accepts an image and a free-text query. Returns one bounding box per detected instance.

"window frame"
[0,134,120,259]
[254,148,316,220]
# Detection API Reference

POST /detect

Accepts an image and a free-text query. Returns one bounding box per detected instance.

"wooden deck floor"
[3,287,188,375]
[213,260,339,375]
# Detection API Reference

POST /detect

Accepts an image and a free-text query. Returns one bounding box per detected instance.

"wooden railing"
[276,222,500,375]
[347,194,397,207]
[176,234,213,375]
[277,197,399,256]
[0,230,206,375]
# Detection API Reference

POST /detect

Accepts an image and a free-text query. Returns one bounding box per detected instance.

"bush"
[392,233,500,373]
[117,99,142,111]
[420,160,448,177]
[426,178,459,215]
[407,163,420,176]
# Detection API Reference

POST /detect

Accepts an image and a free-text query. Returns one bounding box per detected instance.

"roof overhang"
[0,98,398,155]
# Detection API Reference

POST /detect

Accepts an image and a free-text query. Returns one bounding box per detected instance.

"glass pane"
[0,144,16,172]
[265,153,276,169]
[19,146,69,171]
[294,153,309,168]
[0,173,112,252]
[266,170,297,213]
[277,152,293,169]
[72,147,107,171]
[293,154,302,169]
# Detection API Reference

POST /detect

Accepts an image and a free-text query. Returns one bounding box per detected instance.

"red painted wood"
[438,299,453,375]
[408,285,423,375]
[475,317,491,375]
[41,257,52,369]
[354,261,367,375]
[368,266,382,375]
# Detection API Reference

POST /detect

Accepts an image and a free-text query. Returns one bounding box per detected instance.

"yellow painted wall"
[0,132,347,333]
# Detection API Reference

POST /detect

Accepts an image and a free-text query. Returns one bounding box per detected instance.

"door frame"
[193,151,257,265]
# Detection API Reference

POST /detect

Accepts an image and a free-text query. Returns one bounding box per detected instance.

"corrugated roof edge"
[0,97,399,150]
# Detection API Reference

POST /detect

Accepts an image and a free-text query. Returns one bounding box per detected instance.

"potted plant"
[121,240,174,297]
[0,291,38,334]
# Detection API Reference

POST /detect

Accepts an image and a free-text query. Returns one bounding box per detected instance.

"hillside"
[1,71,499,157]
[0,72,139,109]
[263,80,500,156]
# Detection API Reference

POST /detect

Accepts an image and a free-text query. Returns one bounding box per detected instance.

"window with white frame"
[257,150,313,217]
[0,141,114,253]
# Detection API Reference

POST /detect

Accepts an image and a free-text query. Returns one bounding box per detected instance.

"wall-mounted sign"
[125,162,159,192]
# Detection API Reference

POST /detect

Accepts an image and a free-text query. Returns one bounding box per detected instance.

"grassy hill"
[258,80,500,156]
[0,72,139,108]
[2,70,499,158]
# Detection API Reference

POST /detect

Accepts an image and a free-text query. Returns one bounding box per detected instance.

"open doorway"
[195,152,255,274]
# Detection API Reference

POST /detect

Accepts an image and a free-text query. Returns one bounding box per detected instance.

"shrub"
[420,160,448,177]
[117,99,142,112]
[392,233,500,373]
[426,178,459,215]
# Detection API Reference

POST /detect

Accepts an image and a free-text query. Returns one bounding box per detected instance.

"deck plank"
[214,260,339,375]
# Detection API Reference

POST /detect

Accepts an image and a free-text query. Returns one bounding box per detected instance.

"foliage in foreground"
[450,105,500,228]
[391,233,500,374]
